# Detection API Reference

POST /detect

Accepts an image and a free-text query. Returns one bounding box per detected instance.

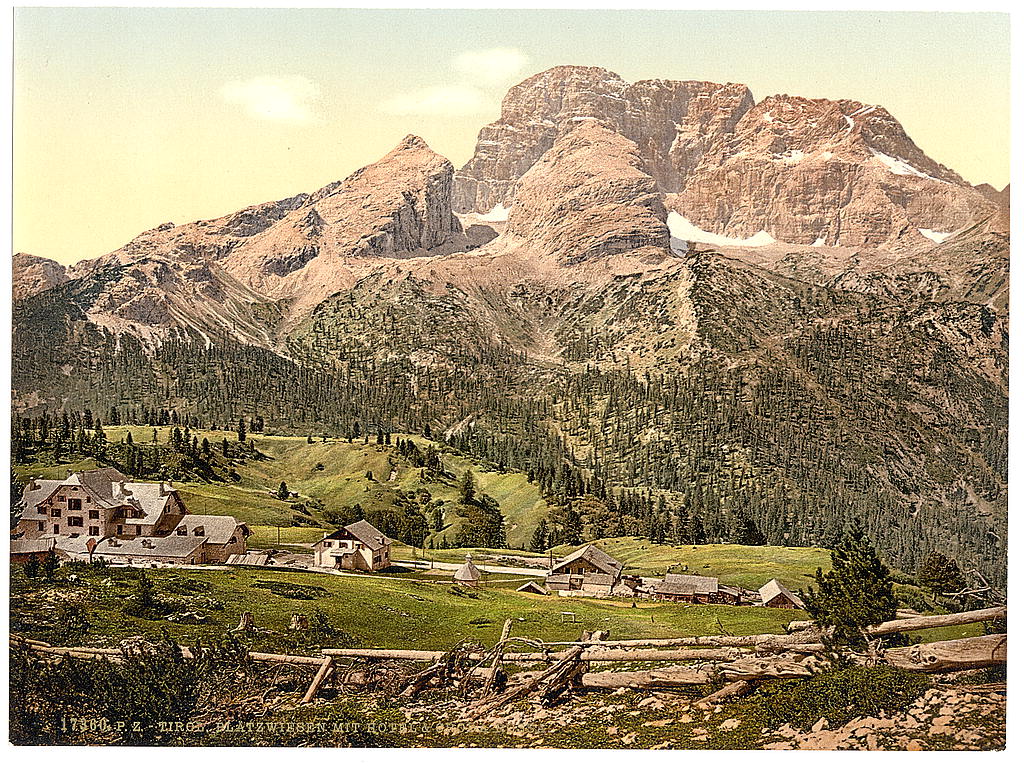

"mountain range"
[12,66,1008,582]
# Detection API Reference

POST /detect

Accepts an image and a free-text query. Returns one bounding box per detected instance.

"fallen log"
[877,633,1007,673]
[320,645,822,663]
[579,665,713,690]
[481,619,514,698]
[695,680,754,706]
[249,651,331,667]
[786,606,1006,635]
[547,631,822,649]
[300,657,335,704]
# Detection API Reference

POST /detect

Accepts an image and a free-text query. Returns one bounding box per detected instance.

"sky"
[13,8,1011,265]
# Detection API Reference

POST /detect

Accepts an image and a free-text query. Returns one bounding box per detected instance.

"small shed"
[759,578,805,609]
[453,554,482,587]
[517,580,549,595]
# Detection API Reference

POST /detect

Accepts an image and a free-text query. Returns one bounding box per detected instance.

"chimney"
[118,481,127,496]
[159,481,166,496]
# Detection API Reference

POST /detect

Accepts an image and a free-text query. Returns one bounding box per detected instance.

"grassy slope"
[10,564,801,651]
[552,538,831,591]
[65,427,556,550]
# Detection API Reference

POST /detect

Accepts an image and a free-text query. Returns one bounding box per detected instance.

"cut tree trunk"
[877,634,1007,673]
[300,657,335,704]
[481,618,514,698]
[786,606,1006,636]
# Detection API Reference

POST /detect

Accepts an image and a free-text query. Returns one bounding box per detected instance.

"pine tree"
[10,470,25,530]
[530,518,549,552]
[277,481,289,501]
[459,470,476,504]
[803,527,899,648]
[237,417,247,443]
[917,552,967,598]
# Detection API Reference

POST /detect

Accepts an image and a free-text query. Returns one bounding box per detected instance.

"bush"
[51,603,91,645]
[253,579,329,600]
[745,665,929,731]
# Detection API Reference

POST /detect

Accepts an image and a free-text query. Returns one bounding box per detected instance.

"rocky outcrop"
[673,95,996,249]
[454,66,753,213]
[503,121,670,263]
[12,253,68,300]
[79,135,467,315]
[456,66,997,250]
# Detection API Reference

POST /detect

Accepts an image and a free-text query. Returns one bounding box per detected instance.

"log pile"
[10,605,1007,709]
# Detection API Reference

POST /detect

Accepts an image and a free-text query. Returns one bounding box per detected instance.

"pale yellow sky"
[13,9,1011,265]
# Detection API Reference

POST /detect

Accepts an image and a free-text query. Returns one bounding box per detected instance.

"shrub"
[745,665,929,731]
[253,579,329,600]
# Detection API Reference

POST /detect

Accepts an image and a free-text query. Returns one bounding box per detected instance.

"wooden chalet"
[758,578,806,609]
[545,544,624,596]
[654,573,742,605]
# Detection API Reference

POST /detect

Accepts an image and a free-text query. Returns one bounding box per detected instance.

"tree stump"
[236,611,257,632]
[290,614,309,631]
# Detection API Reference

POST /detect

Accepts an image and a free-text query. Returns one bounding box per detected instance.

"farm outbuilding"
[758,578,806,609]
[453,554,482,587]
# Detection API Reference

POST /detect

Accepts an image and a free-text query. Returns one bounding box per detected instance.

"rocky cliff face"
[674,95,996,249]
[503,120,671,263]
[12,253,68,300]
[456,67,996,250]
[454,65,753,213]
[72,135,468,326]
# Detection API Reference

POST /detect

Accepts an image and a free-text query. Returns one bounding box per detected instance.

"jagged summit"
[456,65,996,249]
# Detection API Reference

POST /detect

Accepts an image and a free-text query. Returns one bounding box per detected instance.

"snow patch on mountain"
[918,228,954,244]
[668,212,776,248]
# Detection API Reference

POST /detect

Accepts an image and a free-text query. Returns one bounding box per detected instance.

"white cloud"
[221,76,320,123]
[379,85,489,117]
[454,47,529,86]
[377,48,529,118]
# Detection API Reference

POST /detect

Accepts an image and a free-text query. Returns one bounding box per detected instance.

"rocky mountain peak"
[454,66,753,214]
[503,120,670,263]
[457,66,996,251]
[12,252,68,300]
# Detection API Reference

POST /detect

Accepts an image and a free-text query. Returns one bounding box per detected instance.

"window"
[68,498,82,511]
[117,525,124,535]
[37,521,44,531]
[50,508,61,517]
[134,525,141,535]
[67,517,84,527]
[88,510,100,520]
[229,536,237,545]
[89,526,99,536]
[176,527,187,536]
[52,525,59,534]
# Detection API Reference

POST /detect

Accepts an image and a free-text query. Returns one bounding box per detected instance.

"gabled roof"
[759,578,805,609]
[517,580,549,595]
[655,573,720,595]
[344,519,390,551]
[21,479,64,512]
[97,534,206,559]
[175,514,248,545]
[75,468,131,508]
[551,544,623,577]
